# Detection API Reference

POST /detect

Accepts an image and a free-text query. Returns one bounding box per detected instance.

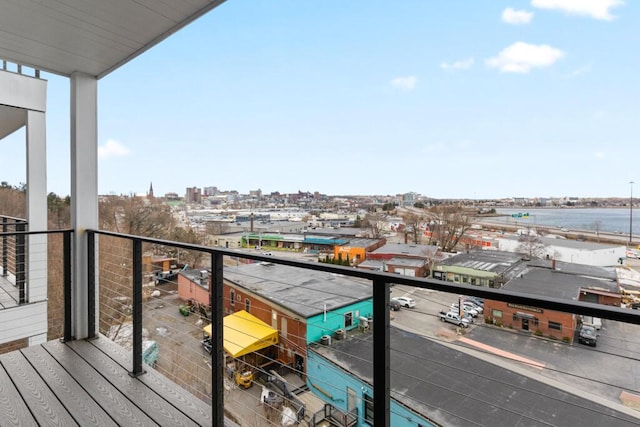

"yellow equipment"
[234,369,254,388]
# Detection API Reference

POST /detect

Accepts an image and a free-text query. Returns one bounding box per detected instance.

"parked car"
[450,304,478,317]
[466,296,484,307]
[389,300,401,311]
[392,296,416,308]
[449,309,474,323]
[578,325,597,347]
[438,311,470,327]
[462,300,483,314]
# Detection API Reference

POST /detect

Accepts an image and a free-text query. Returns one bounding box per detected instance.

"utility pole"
[630,181,635,246]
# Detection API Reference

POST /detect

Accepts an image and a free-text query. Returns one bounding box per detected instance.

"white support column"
[26,110,48,304]
[70,72,98,340]
[27,109,48,347]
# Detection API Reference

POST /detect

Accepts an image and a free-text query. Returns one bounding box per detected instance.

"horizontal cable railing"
[89,229,640,427]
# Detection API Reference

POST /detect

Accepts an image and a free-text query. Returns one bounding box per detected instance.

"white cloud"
[485,42,564,73]
[390,76,418,90]
[99,139,131,160]
[440,57,474,70]
[531,0,624,21]
[502,8,534,24]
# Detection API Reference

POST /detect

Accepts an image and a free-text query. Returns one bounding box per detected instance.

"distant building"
[366,243,439,277]
[432,250,524,288]
[185,187,201,204]
[484,259,620,342]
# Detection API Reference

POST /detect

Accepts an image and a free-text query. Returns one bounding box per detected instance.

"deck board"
[66,339,201,427]
[88,336,213,427]
[0,351,78,426]
[0,362,37,427]
[42,340,159,427]
[20,345,118,427]
[0,337,216,427]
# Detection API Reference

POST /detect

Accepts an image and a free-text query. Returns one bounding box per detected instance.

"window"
[363,393,374,424]
[470,278,477,286]
[462,277,468,283]
[533,318,539,327]
[492,309,502,318]
[245,298,251,313]
[549,321,562,331]
[489,280,495,288]
[230,290,235,306]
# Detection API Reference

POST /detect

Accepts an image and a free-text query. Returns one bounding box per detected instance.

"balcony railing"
[1,215,28,307]
[2,225,640,426]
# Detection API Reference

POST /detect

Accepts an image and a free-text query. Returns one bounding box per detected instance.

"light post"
[630,181,635,246]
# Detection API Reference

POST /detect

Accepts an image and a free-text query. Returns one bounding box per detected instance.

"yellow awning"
[209,310,278,358]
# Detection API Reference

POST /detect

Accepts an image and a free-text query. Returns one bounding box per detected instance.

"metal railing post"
[63,230,73,341]
[87,231,96,339]
[16,222,26,304]
[130,238,144,377]
[211,252,224,426]
[1,218,7,277]
[373,279,390,427]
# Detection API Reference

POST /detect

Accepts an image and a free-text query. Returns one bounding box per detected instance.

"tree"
[515,231,547,259]
[402,211,423,244]
[427,205,473,252]
[361,213,385,238]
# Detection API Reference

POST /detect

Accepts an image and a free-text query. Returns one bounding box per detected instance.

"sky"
[3,0,640,199]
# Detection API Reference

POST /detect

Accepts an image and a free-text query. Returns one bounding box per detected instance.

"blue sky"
[4,0,639,199]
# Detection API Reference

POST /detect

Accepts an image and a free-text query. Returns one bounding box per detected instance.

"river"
[493,208,639,235]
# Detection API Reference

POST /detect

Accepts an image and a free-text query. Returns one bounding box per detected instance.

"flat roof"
[311,327,638,426]
[438,250,523,274]
[369,243,438,257]
[503,262,619,299]
[224,263,372,318]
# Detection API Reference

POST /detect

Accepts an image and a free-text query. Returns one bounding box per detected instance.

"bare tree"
[361,213,385,238]
[402,211,423,244]
[516,233,547,259]
[427,205,473,252]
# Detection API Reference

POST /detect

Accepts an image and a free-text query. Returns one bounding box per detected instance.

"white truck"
[581,315,602,330]
[438,311,470,327]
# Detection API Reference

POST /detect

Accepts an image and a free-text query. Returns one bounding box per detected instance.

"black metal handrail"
[88,229,640,427]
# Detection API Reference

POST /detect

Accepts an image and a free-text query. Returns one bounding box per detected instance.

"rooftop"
[224,263,372,318]
[311,326,638,427]
[503,261,619,299]
[438,250,524,274]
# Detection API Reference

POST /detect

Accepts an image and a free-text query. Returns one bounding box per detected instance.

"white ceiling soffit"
[0,105,26,140]
[0,0,226,79]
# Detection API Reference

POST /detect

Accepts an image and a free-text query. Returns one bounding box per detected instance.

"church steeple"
[148,182,154,198]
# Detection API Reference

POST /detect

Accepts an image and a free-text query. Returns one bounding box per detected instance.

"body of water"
[494,208,639,236]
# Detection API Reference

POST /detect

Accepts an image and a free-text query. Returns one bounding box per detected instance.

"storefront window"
[492,309,502,318]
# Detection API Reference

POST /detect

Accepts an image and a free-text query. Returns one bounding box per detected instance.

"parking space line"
[458,337,546,370]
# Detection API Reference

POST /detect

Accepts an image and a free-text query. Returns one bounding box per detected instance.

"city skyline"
[3,1,639,199]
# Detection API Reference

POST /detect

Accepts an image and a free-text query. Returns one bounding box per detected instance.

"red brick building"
[484,260,620,343]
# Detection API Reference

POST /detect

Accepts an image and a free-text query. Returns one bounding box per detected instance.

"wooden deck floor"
[0,336,216,426]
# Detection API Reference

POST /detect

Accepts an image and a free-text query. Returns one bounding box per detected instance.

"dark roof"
[311,327,638,427]
[224,263,372,318]
[503,261,619,299]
